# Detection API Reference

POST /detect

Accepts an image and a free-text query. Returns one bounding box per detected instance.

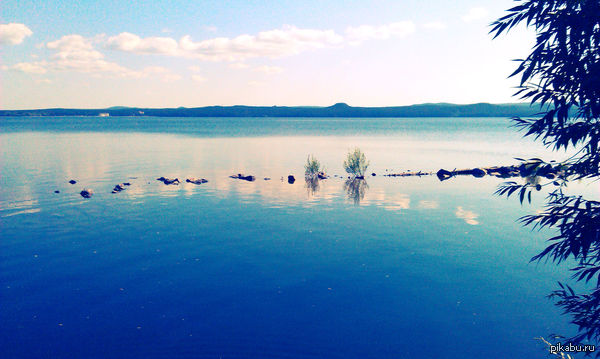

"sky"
[0,0,535,110]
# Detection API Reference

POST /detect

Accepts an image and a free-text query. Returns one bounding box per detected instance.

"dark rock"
[518,163,537,177]
[264,177,271,181]
[486,166,515,178]
[54,190,60,193]
[317,172,327,180]
[69,180,77,184]
[157,177,180,185]
[355,175,365,180]
[122,182,131,186]
[371,173,376,176]
[112,184,126,193]
[471,168,486,178]
[288,175,295,184]
[436,169,453,181]
[186,178,208,184]
[230,174,255,182]
[80,189,93,198]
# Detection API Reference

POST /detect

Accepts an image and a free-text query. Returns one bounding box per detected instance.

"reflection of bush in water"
[305,175,320,196]
[344,178,369,205]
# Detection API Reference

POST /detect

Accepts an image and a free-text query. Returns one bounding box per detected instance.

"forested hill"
[0,102,542,117]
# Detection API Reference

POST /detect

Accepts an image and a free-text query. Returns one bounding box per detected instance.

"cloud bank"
[0,23,33,45]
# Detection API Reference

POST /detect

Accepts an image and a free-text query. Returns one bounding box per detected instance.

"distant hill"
[0,102,543,118]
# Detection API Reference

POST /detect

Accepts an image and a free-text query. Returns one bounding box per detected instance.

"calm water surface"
[1,117,595,358]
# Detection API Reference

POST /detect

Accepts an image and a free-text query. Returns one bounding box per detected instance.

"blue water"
[1,117,594,358]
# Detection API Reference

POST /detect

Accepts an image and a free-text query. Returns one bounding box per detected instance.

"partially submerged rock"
[69,180,77,185]
[157,177,180,185]
[54,190,60,194]
[186,178,208,184]
[80,189,93,198]
[386,171,431,177]
[486,166,519,178]
[288,175,296,184]
[317,172,328,180]
[230,174,255,182]
[112,183,130,193]
[436,169,453,181]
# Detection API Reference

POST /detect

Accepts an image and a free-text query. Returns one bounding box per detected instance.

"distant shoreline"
[0,102,542,118]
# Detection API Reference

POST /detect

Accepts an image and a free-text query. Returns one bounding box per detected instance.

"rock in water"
[230,174,256,182]
[80,189,93,198]
[186,178,208,184]
[471,168,486,178]
[69,180,77,184]
[112,184,126,193]
[436,169,453,181]
[54,190,60,194]
[157,177,180,185]
[288,175,295,184]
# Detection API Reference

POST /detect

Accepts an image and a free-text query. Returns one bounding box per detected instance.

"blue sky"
[0,0,534,109]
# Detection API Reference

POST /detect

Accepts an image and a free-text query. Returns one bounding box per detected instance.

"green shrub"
[343,148,369,177]
[304,155,322,177]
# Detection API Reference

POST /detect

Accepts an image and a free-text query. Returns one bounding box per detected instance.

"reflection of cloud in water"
[455,206,479,225]
[359,187,410,211]
[418,200,439,209]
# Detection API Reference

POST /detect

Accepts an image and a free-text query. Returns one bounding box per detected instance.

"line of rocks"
[436,163,562,181]
[61,163,563,199]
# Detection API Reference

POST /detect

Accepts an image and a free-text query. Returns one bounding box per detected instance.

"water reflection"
[304,175,320,196]
[455,206,479,225]
[344,178,369,205]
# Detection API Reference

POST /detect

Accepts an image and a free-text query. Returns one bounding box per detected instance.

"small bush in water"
[343,148,369,178]
[305,155,323,177]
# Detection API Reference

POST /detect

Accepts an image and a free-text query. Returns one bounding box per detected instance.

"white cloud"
[0,23,33,45]
[422,22,447,30]
[192,74,206,82]
[105,25,344,61]
[346,21,415,45]
[462,7,489,22]
[7,34,180,81]
[248,80,265,86]
[106,32,179,55]
[254,65,283,74]
[228,62,250,69]
[105,22,416,61]
[9,61,48,74]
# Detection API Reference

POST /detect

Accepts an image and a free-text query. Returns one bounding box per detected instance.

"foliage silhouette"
[491,0,600,351]
[305,155,323,177]
[343,148,370,178]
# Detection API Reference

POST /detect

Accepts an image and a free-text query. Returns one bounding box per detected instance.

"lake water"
[1,117,595,358]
